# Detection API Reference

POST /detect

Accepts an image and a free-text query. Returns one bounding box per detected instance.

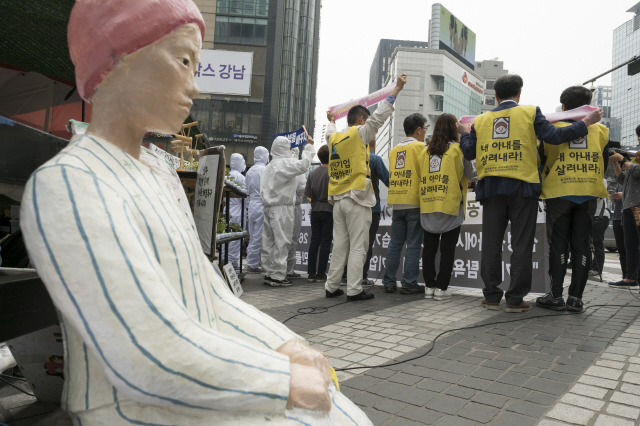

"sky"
[311,0,636,140]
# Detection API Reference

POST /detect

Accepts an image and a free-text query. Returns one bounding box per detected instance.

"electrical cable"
[0,376,34,397]
[0,373,26,381]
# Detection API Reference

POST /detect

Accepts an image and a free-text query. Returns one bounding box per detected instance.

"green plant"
[229,223,243,233]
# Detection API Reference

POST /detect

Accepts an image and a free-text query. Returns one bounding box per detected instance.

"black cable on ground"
[0,376,34,397]
[0,373,26,381]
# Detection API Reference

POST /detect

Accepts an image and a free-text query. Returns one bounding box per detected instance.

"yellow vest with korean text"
[418,142,468,216]
[474,104,539,183]
[328,126,370,196]
[541,122,609,199]
[388,141,425,205]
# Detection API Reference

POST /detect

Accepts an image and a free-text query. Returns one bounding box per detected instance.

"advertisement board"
[196,50,253,96]
[437,4,476,70]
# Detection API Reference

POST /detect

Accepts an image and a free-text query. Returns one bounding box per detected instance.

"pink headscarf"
[68,0,205,102]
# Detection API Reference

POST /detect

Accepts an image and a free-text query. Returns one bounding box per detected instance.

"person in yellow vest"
[382,113,428,294]
[324,74,407,301]
[536,86,609,313]
[459,74,604,313]
[419,113,476,300]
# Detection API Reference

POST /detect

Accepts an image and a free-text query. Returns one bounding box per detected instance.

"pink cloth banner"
[329,82,397,120]
[460,105,598,128]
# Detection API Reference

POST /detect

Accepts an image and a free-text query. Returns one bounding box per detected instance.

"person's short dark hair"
[494,74,523,100]
[317,144,329,164]
[347,105,370,126]
[403,113,427,136]
[560,86,592,111]
[636,124,640,137]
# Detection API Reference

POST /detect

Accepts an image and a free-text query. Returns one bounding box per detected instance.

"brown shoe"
[505,301,532,313]
[481,299,500,310]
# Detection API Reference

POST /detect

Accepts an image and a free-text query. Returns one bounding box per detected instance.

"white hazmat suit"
[246,146,269,271]
[261,137,315,283]
[224,153,246,267]
[287,148,307,276]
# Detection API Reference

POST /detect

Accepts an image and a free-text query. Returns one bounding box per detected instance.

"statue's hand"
[277,340,331,412]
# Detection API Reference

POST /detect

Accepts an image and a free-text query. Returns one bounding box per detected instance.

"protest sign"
[328,82,398,121]
[274,126,308,148]
[460,105,598,128]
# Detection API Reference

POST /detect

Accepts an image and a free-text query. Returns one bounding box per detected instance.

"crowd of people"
[228,72,640,313]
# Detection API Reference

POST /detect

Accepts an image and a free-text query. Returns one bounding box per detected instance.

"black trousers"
[363,213,381,279]
[623,208,640,281]
[613,219,626,278]
[591,216,609,274]
[308,211,333,276]
[546,198,596,299]
[481,190,538,306]
[422,226,461,290]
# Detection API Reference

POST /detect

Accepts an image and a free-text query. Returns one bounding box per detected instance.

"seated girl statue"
[20,0,371,424]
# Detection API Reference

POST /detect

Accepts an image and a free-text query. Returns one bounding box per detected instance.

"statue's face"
[95,24,202,134]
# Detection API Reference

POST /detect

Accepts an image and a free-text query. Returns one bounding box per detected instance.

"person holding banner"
[536,86,609,313]
[324,73,407,301]
[382,113,428,294]
[261,136,315,287]
[459,74,603,313]
[419,113,476,300]
[286,148,307,279]
[245,146,269,273]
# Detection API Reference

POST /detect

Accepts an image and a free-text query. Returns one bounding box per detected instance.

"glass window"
[486,80,495,90]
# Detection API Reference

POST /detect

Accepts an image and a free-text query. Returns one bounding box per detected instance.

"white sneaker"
[434,289,453,300]
[425,287,436,299]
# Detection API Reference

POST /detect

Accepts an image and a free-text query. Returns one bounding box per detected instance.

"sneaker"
[287,273,301,279]
[481,299,500,310]
[566,296,584,313]
[384,286,397,293]
[263,276,271,285]
[347,290,375,302]
[434,289,453,300]
[400,286,423,295]
[505,301,532,313]
[308,274,320,282]
[326,288,344,298]
[362,279,375,286]
[609,280,639,289]
[246,267,262,273]
[266,278,292,287]
[536,293,566,311]
[424,287,436,299]
[588,270,600,277]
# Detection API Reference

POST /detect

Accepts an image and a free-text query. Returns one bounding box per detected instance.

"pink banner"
[460,105,598,128]
[329,82,397,120]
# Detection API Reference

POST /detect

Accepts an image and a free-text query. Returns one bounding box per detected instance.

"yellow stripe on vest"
[388,141,425,205]
[418,143,468,216]
[474,105,539,183]
[328,126,370,196]
[541,122,609,199]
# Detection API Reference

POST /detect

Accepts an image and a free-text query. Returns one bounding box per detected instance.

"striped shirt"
[20,135,369,425]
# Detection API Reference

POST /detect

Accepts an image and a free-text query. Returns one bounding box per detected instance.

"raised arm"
[537,108,603,145]
[458,121,477,161]
[21,165,292,412]
[358,74,407,144]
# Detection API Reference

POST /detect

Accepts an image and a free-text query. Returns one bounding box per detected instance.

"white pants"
[325,198,372,296]
[287,204,303,275]
[246,207,264,269]
[262,205,294,281]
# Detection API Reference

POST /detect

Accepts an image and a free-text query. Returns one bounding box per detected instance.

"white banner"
[196,50,253,96]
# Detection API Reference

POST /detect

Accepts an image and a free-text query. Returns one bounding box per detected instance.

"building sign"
[209,134,258,144]
[196,50,253,96]
[435,4,477,70]
[462,72,484,95]
[597,87,603,107]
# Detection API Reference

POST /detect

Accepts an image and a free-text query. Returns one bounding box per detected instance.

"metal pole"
[239,197,245,273]
[225,190,230,266]
[583,55,640,85]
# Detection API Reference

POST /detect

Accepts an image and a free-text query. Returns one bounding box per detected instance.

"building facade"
[369,39,429,94]
[375,47,484,159]
[474,59,508,113]
[591,86,622,142]
[612,2,640,147]
[191,0,321,163]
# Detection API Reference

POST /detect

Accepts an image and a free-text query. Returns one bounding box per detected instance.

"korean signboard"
[274,126,308,149]
[293,192,550,293]
[196,50,253,96]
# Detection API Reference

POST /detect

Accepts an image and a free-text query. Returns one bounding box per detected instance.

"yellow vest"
[388,140,425,205]
[328,126,370,196]
[474,104,539,183]
[418,143,468,216]
[541,122,609,199]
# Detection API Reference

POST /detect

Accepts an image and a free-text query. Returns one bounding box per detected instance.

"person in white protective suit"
[261,137,315,286]
[286,147,307,279]
[245,146,269,272]
[224,153,246,268]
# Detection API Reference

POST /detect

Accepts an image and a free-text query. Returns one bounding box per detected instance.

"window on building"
[215,16,267,45]
[217,0,268,17]
[485,97,495,106]
[420,77,425,91]
[436,77,444,92]
[435,96,444,112]
[486,80,495,90]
